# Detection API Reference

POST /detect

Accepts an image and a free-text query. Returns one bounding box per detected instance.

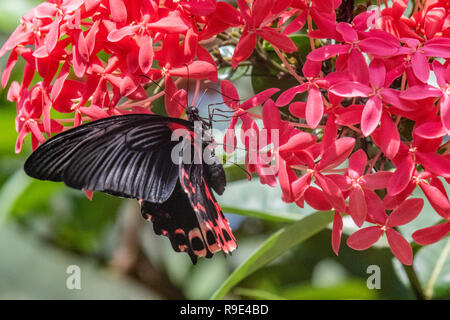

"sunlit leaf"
[222,206,300,223]
[211,211,334,299]
[0,170,32,226]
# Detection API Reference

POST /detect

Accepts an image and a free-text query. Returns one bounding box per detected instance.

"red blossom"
[231,0,297,69]
[1,0,450,267]
[347,198,424,265]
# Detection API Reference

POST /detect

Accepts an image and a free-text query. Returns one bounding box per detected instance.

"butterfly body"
[24,113,236,263]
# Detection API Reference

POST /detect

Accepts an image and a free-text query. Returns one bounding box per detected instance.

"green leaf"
[0,170,32,226]
[289,34,311,60]
[393,235,450,299]
[234,287,286,300]
[419,237,450,299]
[281,279,379,300]
[221,206,300,223]
[223,165,249,183]
[210,211,334,299]
[251,59,298,99]
[0,0,37,33]
[0,108,20,156]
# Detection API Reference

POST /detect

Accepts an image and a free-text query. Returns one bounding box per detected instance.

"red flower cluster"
[221,0,450,265]
[1,0,450,265]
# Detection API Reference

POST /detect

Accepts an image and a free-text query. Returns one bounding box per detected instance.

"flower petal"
[400,84,442,100]
[279,132,317,153]
[258,27,297,53]
[415,121,446,139]
[220,80,240,109]
[359,37,399,56]
[275,84,307,106]
[317,137,355,171]
[411,51,430,83]
[109,0,127,24]
[416,151,450,178]
[349,187,367,227]
[329,81,371,98]
[347,226,383,250]
[241,88,280,110]
[307,44,349,62]
[441,94,450,135]
[107,25,139,42]
[369,59,386,89]
[364,189,388,224]
[332,211,343,255]
[315,174,346,213]
[232,31,257,69]
[420,182,450,220]
[388,156,415,196]
[1,50,18,88]
[139,35,154,74]
[412,222,450,245]
[147,14,190,34]
[170,61,217,82]
[291,172,312,202]
[361,95,382,136]
[386,228,413,265]
[387,198,423,227]
[289,102,306,118]
[363,171,393,190]
[305,86,323,129]
[304,187,332,211]
[348,149,367,179]
[371,112,400,159]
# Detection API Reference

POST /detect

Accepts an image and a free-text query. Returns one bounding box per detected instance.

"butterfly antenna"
[215,142,249,152]
[139,74,186,111]
[225,160,252,180]
[202,86,244,103]
[184,63,190,108]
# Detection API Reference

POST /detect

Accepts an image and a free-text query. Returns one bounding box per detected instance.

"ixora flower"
[231,0,297,69]
[1,0,449,269]
[347,198,424,265]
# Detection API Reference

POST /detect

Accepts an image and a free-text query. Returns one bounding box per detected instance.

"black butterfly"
[24,107,237,264]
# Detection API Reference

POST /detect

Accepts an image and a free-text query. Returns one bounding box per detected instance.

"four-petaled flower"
[347,198,424,265]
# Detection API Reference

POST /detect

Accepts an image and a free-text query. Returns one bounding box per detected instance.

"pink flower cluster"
[1,0,449,265]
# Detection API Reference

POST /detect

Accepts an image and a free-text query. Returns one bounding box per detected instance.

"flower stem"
[273,46,303,84]
[424,237,450,300]
[255,41,290,75]
[402,264,425,300]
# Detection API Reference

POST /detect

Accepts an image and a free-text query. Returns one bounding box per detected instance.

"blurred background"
[0,0,449,300]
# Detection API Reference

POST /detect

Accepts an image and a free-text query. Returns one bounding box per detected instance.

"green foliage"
[211,212,334,299]
[0,0,448,301]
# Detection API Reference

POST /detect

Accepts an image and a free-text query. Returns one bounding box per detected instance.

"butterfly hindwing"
[179,147,237,256]
[140,183,218,264]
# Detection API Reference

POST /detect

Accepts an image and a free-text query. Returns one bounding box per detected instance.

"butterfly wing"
[179,150,237,256]
[25,113,236,263]
[141,183,220,264]
[24,114,192,203]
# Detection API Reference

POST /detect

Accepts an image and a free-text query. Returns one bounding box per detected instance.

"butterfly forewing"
[25,114,191,203]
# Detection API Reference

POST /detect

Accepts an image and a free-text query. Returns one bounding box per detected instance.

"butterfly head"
[186,105,200,122]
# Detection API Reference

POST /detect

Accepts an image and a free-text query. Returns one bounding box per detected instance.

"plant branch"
[424,236,450,300]
[402,264,425,300]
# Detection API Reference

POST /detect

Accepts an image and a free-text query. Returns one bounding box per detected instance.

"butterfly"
[24,106,237,264]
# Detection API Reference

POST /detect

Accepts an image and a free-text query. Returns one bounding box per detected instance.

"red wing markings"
[201,178,237,253]
[179,165,237,255]
[188,228,208,257]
